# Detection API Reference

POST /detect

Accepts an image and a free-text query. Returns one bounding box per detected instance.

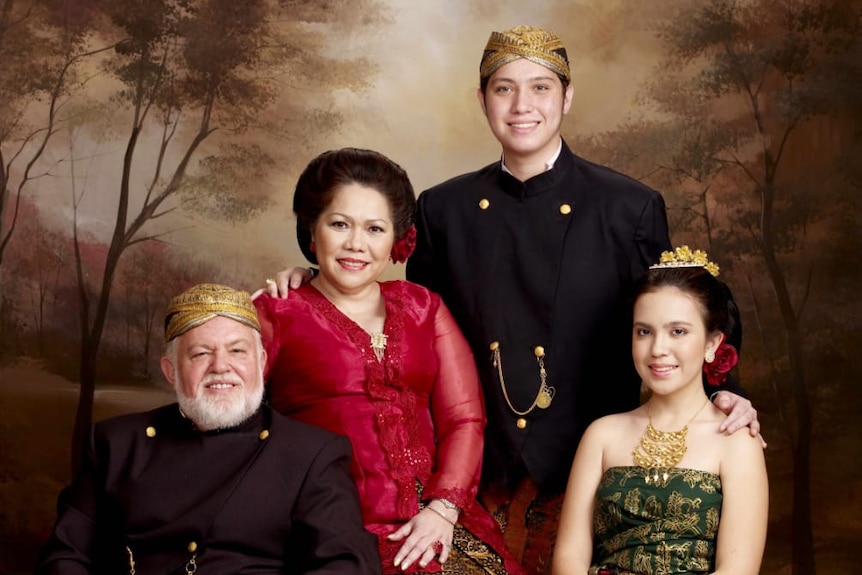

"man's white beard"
[175,370,264,431]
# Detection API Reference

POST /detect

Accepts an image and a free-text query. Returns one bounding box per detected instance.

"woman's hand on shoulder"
[712,391,767,448]
[251,267,315,300]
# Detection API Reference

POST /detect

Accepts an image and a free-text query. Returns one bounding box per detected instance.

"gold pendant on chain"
[536,386,554,409]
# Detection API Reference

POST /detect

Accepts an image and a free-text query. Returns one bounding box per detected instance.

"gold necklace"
[490,341,555,429]
[632,397,710,470]
[370,332,387,361]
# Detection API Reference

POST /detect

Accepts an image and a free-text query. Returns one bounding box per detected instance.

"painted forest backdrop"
[1,0,860,574]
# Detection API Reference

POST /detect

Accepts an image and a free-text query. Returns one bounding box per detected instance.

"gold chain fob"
[534,348,554,409]
[536,385,554,409]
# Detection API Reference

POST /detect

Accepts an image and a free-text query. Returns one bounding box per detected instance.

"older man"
[37,284,380,575]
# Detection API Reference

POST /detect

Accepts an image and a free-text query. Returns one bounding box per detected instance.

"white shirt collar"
[501,138,563,177]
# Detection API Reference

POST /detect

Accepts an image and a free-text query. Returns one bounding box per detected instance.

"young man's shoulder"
[568,151,663,200]
[421,161,500,197]
[422,149,662,197]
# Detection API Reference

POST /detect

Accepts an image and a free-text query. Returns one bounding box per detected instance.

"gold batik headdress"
[649,246,720,277]
[480,25,571,82]
[164,283,260,342]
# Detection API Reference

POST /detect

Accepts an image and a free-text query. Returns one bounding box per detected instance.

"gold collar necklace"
[632,397,710,470]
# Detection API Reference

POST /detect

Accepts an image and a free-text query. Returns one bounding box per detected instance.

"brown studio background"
[1,0,860,574]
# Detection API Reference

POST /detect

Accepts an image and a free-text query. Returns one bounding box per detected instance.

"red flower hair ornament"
[704,342,738,386]
[389,226,416,264]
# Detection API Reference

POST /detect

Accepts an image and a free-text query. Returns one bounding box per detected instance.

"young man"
[37,284,380,575]
[405,26,758,573]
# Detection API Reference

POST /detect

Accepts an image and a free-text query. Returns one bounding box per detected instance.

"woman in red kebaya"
[254,148,524,575]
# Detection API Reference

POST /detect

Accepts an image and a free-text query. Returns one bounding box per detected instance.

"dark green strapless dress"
[589,466,722,575]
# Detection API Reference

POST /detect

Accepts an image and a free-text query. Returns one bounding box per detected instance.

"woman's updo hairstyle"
[293,148,416,265]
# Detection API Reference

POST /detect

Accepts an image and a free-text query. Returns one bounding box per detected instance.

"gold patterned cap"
[649,246,720,277]
[164,284,260,343]
[480,25,571,83]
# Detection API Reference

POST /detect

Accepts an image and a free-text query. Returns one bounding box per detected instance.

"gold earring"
[705,349,715,363]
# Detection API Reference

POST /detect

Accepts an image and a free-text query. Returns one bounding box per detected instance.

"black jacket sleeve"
[288,436,381,575]
[35,426,101,575]
[406,191,440,293]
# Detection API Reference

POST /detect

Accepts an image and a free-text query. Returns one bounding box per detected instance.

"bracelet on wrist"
[436,498,460,512]
[424,505,456,526]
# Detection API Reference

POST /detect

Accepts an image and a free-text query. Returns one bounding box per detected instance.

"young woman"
[552,248,768,575]
[254,148,524,575]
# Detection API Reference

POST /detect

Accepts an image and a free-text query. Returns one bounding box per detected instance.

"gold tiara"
[649,246,720,277]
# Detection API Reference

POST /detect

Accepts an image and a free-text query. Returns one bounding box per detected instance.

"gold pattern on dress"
[633,548,652,574]
[694,540,711,570]
[479,198,490,210]
[623,489,641,516]
[145,426,156,438]
[706,507,720,535]
[609,501,623,528]
[678,469,711,489]
[643,494,662,520]
[592,467,721,574]
[656,540,677,575]
[666,490,703,519]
